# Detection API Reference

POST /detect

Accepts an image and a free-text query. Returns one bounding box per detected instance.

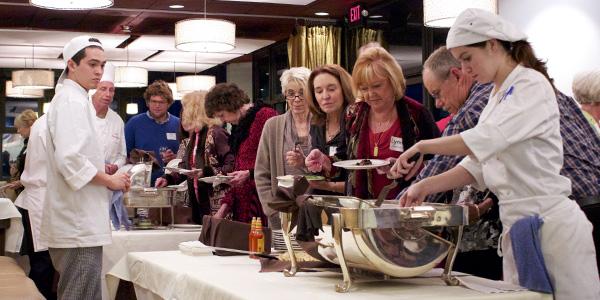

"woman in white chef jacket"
[390,8,599,300]
[13,114,57,299]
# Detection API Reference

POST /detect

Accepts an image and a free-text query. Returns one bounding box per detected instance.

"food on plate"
[304,175,325,181]
[356,159,373,166]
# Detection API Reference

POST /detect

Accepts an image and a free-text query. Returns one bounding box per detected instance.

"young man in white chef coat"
[41,35,130,300]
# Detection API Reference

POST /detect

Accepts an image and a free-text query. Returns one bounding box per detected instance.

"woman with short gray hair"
[572,69,600,134]
[255,67,311,229]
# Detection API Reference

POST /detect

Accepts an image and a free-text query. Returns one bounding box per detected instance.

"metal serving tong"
[375,152,421,207]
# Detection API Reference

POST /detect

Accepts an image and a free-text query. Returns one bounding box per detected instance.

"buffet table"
[106,250,552,300]
[102,229,201,300]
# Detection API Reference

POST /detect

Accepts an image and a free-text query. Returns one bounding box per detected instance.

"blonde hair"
[14,109,38,128]
[352,47,406,101]
[572,70,600,104]
[181,91,222,131]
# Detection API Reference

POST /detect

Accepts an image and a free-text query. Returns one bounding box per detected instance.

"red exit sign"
[348,3,365,27]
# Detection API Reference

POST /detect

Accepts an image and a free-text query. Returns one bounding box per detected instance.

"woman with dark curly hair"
[205,83,277,224]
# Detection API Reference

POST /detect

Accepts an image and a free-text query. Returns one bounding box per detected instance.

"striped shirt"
[411,82,493,203]
[403,85,600,202]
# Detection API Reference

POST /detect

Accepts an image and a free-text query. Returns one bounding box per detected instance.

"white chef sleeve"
[51,99,98,191]
[460,76,557,163]
[459,156,486,191]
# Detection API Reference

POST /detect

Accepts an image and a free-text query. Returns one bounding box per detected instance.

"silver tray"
[280,195,468,292]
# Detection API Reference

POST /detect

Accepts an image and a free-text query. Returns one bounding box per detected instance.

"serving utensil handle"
[374,152,421,207]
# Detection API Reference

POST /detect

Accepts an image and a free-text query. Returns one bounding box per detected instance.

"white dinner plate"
[165,167,198,175]
[332,159,389,170]
[199,175,233,184]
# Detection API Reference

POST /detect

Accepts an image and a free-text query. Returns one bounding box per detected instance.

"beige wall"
[226,62,253,99]
[500,0,600,96]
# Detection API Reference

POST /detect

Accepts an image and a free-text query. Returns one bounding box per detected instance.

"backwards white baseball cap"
[57,35,104,86]
[446,8,527,49]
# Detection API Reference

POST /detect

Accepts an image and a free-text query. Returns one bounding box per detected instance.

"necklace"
[372,118,394,157]
[373,132,383,157]
[325,118,339,141]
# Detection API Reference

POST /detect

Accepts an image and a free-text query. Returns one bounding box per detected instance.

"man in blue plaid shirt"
[401,46,600,279]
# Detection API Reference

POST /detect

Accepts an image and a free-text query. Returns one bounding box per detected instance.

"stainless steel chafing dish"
[280,195,467,292]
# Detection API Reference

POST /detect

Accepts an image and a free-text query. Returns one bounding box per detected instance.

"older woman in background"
[346,47,439,199]
[303,65,355,194]
[255,67,311,228]
[7,109,38,194]
[572,69,600,135]
[156,91,234,224]
[205,83,277,224]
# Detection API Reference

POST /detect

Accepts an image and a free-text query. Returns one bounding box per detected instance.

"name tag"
[390,136,404,152]
[329,146,337,156]
[166,132,177,140]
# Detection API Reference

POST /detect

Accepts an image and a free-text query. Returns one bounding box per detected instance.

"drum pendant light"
[114,29,148,88]
[12,45,55,90]
[175,0,235,52]
[5,81,44,98]
[30,0,114,10]
[176,54,216,94]
[423,0,497,28]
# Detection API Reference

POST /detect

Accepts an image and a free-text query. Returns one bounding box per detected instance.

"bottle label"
[256,236,264,253]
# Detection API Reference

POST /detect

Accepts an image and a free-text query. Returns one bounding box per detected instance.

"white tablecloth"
[0,198,23,253]
[102,229,201,300]
[107,251,552,300]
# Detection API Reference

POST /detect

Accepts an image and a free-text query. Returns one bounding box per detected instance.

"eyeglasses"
[429,76,452,99]
[285,91,304,101]
[149,99,169,106]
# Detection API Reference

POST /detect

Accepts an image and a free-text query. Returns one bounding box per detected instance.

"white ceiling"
[0,29,275,73]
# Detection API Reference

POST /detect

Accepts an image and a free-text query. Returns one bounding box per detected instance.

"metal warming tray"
[280,195,467,292]
[124,187,175,207]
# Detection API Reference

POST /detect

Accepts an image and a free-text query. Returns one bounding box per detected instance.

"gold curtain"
[347,28,386,71]
[287,25,342,69]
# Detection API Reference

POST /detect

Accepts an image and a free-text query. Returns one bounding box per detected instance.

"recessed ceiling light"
[369,15,383,19]
[314,12,329,16]
[169,4,184,9]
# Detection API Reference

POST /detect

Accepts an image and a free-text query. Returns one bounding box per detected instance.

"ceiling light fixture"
[115,66,148,88]
[315,12,329,16]
[176,54,216,94]
[174,0,236,52]
[169,4,184,9]
[5,81,44,98]
[12,45,55,90]
[30,0,114,10]
[369,15,383,19]
[423,0,497,28]
[114,27,148,88]
[177,75,215,94]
